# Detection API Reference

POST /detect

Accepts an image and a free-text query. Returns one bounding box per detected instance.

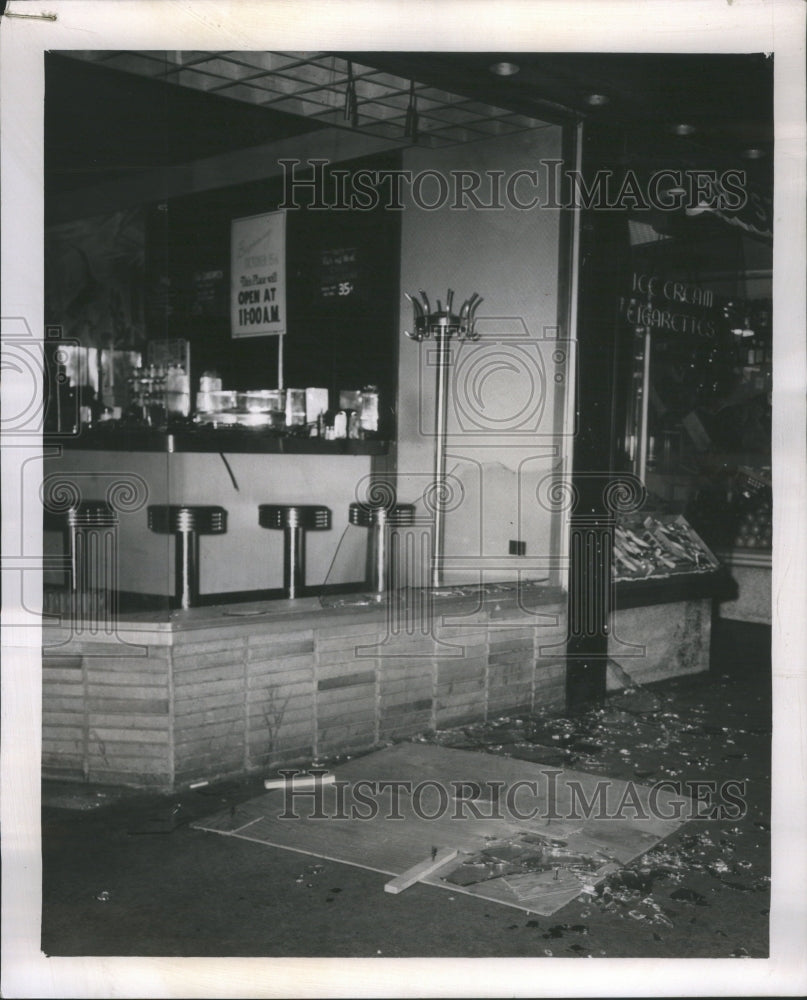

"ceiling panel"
[46,49,773,203]
[55,50,553,151]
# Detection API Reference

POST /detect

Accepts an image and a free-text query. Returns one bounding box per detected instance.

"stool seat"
[258,503,332,599]
[147,504,227,609]
[259,504,331,532]
[148,505,227,535]
[348,501,416,528]
[44,499,118,530]
[66,500,118,528]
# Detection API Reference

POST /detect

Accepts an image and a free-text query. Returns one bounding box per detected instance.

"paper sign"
[231,210,286,338]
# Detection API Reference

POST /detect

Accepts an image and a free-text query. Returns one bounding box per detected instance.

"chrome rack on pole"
[404,289,483,589]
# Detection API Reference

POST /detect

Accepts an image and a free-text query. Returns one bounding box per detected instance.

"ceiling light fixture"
[344,60,358,127]
[490,61,520,77]
[404,79,419,143]
[669,123,697,136]
[584,93,610,107]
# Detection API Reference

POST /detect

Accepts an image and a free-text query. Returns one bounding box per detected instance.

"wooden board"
[192,743,686,915]
[384,848,459,894]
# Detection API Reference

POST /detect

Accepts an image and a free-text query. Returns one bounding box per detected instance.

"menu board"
[192,266,226,317]
[319,246,359,299]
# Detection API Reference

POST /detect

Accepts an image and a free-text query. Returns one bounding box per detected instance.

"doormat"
[192,743,687,915]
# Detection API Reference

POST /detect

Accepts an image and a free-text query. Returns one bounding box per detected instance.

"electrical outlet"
[509,539,526,556]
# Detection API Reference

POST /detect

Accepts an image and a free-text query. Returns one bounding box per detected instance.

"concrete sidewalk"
[41,620,771,959]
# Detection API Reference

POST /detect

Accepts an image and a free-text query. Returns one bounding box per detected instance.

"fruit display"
[733,501,772,549]
[732,466,772,550]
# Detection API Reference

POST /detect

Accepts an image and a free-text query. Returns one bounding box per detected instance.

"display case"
[616,222,772,622]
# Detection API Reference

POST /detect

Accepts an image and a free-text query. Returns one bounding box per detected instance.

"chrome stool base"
[44,500,120,631]
[259,504,331,599]
[349,501,416,599]
[148,505,227,609]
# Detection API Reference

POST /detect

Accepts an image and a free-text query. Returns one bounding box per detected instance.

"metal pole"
[431,325,451,589]
[176,529,199,610]
[284,509,304,599]
[637,328,651,483]
[403,290,480,592]
[373,506,388,598]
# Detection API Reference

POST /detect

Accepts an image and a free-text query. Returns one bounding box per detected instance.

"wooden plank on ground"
[192,743,687,916]
[384,848,459,894]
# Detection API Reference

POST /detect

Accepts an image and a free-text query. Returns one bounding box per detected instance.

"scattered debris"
[294,863,325,886]
[670,888,709,906]
[127,802,190,835]
[184,651,768,958]
[393,663,769,956]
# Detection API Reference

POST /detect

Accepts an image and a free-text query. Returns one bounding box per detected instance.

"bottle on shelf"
[77,384,98,428]
[754,301,772,365]
[359,385,379,437]
[148,364,167,426]
[50,362,77,434]
[165,364,191,418]
[741,316,756,366]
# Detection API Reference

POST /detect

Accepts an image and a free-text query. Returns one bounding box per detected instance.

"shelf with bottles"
[126,361,191,426]
[43,342,144,435]
[722,296,772,381]
[192,377,382,442]
[49,369,390,453]
[632,295,772,490]
[46,333,387,444]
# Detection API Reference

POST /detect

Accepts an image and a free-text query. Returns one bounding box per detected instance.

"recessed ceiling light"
[741,147,766,159]
[669,123,697,136]
[490,61,520,77]
[584,93,610,107]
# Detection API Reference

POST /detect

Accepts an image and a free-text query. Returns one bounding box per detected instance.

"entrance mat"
[192,743,686,915]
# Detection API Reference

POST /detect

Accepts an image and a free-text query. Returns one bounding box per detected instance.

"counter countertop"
[46,426,389,455]
[42,581,565,647]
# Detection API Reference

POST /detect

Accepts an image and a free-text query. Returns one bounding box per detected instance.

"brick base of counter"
[41,593,710,790]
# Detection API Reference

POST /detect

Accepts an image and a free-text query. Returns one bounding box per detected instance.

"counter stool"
[147,505,227,609]
[45,500,119,630]
[258,504,331,599]
[349,501,416,599]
